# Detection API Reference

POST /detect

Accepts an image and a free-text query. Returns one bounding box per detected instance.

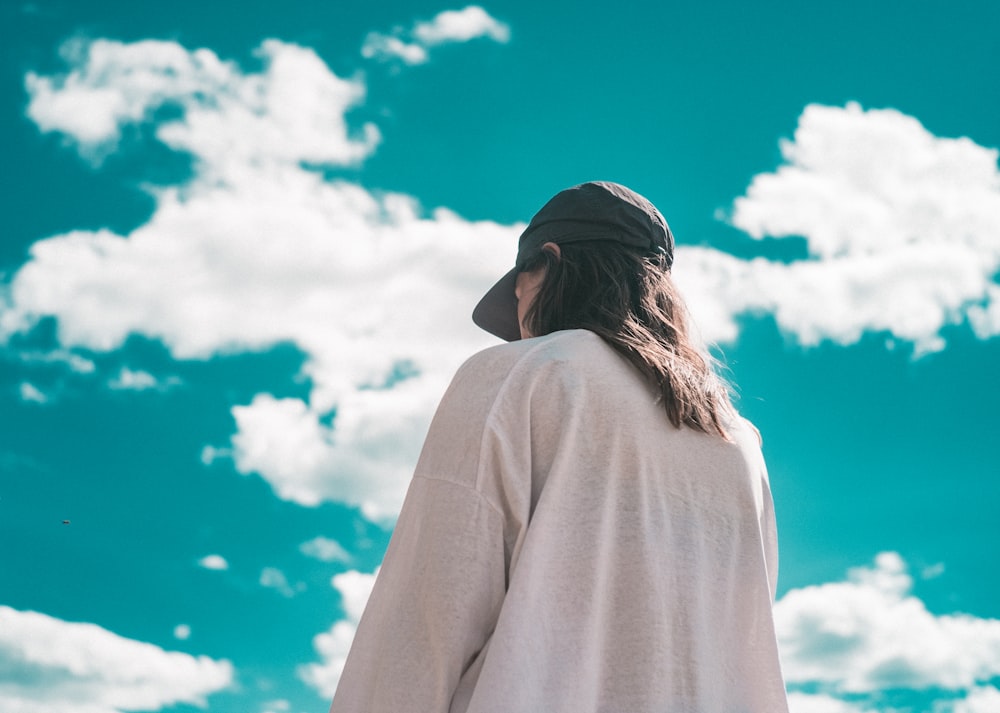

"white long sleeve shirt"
[330,329,788,713]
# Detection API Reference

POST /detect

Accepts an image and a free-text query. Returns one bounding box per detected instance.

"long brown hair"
[522,241,734,439]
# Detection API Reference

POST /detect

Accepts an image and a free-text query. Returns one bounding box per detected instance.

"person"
[329,181,789,713]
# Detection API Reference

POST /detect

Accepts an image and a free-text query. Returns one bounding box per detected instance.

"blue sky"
[1,1,999,712]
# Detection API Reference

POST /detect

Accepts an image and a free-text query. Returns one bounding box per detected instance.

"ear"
[541,242,562,259]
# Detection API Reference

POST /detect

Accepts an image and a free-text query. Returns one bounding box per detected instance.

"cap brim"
[472,267,521,341]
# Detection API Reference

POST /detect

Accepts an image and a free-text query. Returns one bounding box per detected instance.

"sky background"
[1,1,999,712]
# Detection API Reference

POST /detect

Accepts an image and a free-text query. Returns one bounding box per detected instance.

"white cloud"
[261,700,292,713]
[691,102,1000,353]
[260,566,303,597]
[0,605,232,713]
[18,381,47,404]
[9,37,516,519]
[18,348,96,373]
[922,562,946,580]
[229,379,439,519]
[173,623,191,640]
[109,367,157,390]
[4,175,514,519]
[787,692,876,713]
[299,569,378,699]
[775,552,1000,704]
[200,444,232,466]
[107,366,180,391]
[330,569,379,623]
[413,6,511,45]
[361,33,428,66]
[300,536,352,564]
[24,38,379,171]
[197,554,229,570]
[969,284,1000,339]
[362,5,509,65]
[950,686,1000,713]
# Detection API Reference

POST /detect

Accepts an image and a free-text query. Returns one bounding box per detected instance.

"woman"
[330,182,789,713]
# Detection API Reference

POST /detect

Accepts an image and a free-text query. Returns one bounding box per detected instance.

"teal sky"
[1,1,999,712]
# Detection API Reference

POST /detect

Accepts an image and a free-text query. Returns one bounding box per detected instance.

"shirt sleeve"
[329,475,508,713]
[329,345,527,712]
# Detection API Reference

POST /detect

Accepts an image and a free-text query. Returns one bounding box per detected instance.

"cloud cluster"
[691,102,1000,352]
[0,605,232,713]
[299,569,378,698]
[11,36,517,518]
[7,32,1000,520]
[362,5,510,66]
[775,553,1000,712]
[25,38,379,170]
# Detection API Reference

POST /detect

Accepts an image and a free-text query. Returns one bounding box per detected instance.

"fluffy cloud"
[300,536,352,564]
[950,686,1000,713]
[299,569,378,698]
[413,6,511,45]
[18,381,47,404]
[775,552,1000,710]
[0,605,232,713]
[197,554,229,570]
[362,5,509,65]
[108,368,157,390]
[969,284,1000,339]
[230,373,444,518]
[10,37,517,518]
[690,102,1000,352]
[24,38,379,170]
[361,34,428,66]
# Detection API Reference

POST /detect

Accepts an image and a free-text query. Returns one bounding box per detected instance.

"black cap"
[472,181,674,341]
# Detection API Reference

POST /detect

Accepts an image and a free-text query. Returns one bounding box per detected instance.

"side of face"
[515,267,546,339]
[514,242,561,340]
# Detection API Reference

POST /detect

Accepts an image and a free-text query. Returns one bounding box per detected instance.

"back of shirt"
[331,329,788,713]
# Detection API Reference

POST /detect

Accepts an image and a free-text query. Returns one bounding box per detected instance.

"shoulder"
[463,329,614,372]
[452,330,617,395]
[445,330,650,439]
[413,333,603,493]
[431,331,615,432]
